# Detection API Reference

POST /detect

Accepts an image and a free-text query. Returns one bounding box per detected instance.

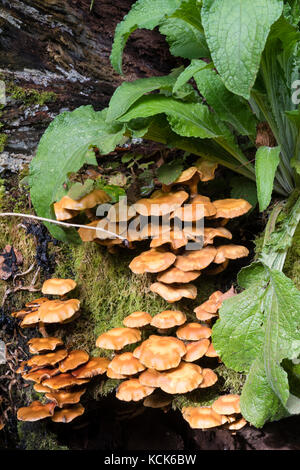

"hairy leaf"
[230,176,258,208]
[201,0,283,98]
[110,0,181,74]
[213,264,300,427]
[173,60,211,93]
[29,106,125,242]
[157,160,183,184]
[255,146,281,211]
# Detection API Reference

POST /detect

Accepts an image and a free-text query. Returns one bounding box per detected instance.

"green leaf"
[173,60,211,93]
[67,179,95,200]
[213,265,300,427]
[106,74,178,122]
[201,0,283,99]
[159,0,209,59]
[194,66,257,136]
[230,176,258,209]
[29,106,126,242]
[117,94,229,139]
[157,160,183,184]
[255,146,281,211]
[110,0,181,74]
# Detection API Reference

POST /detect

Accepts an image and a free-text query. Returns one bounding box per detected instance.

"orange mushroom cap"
[116,378,155,402]
[53,199,77,221]
[158,362,203,394]
[123,311,152,328]
[71,357,110,378]
[96,327,141,350]
[212,198,252,219]
[195,159,218,182]
[133,191,189,217]
[150,310,186,329]
[129,249,176,274]
[42,278,77,296]
[108,352,145,376]
[138,335,186,371]
[175,247,217,272]
[183,339,210,362]
[42,373,89,390]
[176,323,212,341]
[27,337,64,354]
[182,406,227,429]
[51,404,85,423]
[157,267,201,284]
[22,368,60,383]
[58,190,111,211]
[45,389,86,408]
[212,394,241,415]
[38,299,80,323]
[17,401,56,421]
[59,350,89,373]
[214,245,249,264]
[27,349,68,368]
[138,368,162,388]
[199,368,218,388]
[150,282,197,303]
[205,343,219,358]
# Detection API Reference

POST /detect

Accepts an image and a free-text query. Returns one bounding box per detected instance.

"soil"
[0,0,299,452]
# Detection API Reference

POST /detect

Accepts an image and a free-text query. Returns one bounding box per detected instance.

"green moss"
[17,422,68,450]
[284,223,300,289]
[0,133,7,152]
[6,83,57,106]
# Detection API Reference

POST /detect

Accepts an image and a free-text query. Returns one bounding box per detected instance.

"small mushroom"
[214,245,249,264]
[212,394,241,415]
[150,310,186,330]
[182,406,227,429]
[138,335,186,371]
[38,299,80,324]
[138,368,161,387]
[157,267,201,284]
[71,357,110,378]
[123,311,152,328]
[133,191,189,217]
[96,327,141,350]
[17,401,56,422]
[51,404,85,423]
[27,349,68,368]
[116,378,155,402]
[59,350,89,373]
[108,353,145,376]
[150,282,197,303]
[183,339,210,362]
[41,278,77,296]
[211,198,252,219]
[45,389,86,408]
[28,337,64,354]
[158,362,203,394]
[176,323,212,341]
[199,368,218,388]
[129,249,176,274]
[42,373,89,390]
[175,247,217,272]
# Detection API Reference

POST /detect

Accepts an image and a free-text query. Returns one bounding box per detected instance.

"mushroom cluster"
[94,286,245,426]
[182,394,247,431]
[11,278,80,335]
[57,164,252,302]
[16,335,109,424]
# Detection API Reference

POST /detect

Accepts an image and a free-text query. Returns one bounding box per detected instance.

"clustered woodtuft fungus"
[94,286,247,431]
[56,163,251,302]
[16,335,109,424]
[11,278,80,336]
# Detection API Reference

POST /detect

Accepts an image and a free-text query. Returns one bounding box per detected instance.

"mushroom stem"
[38,322,49,338]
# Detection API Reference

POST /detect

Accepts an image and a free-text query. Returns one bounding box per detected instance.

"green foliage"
[255,146,281,211]
[18,422,68,450]
[201,0,283,99]
[29,106,126,243]
[230,176,258,209]
[157,160,183,184]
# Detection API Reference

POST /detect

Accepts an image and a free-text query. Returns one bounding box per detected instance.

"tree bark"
[0,0,177,169]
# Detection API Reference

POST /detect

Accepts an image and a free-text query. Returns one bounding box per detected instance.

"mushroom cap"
[45,389,86,408]
[25,297,49,308]
[212,198,252,218]
[33,383,52,393]
[150,230,188,250]
[134,191,189,217]
[138,335,186,371]
[196,159,218,182]
[226,417,247,431]
[205,260,229,275]
[173,166,199,184]
[176,323,212,341]
[78,220,100,242]
[71,357,110,378]
[17,401,56,422]
[22,368,60,383]
[123,311,152,328]
[20,310,41,328]
[214,245,249,264]
[138,368,162,387]
[203,227,232,245]
[27,349,68,368]
[58,190,111,211]
[116,378,155,402]
[182,406,227,429]
[205,343,219,358]
[42,373,89,390]
[42,278,77,296]
[150,282,197,303]
[194,306,218,321]
[53,200,77,221]
[157,267,201,284]
[158,362,203,394]
[11,308,32,319]
[172,198,216,221]
[96,327,141,350]
[106,365,127,379]
[183,339,210,362]
[107,200,136,223]
[143,392,172,409]
[27,337,64,354]
[199,368,218,388]
[129,249,176,274]
[212,394,241,415]
[108,352,145,376]
[51,404,85,423]
[38,299,80,323]
[59,350,89,373]
[175,247,217,272]
[150,310,186,329]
